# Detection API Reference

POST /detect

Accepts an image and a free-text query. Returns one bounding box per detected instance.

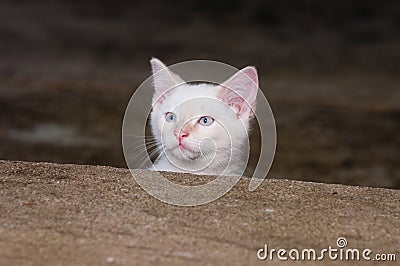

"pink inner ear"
[219,66,259,118]
[150,58,167,74]
[152,65,163,74]
[219,87,250,118]
[230,97,245,119]
[242,67,258,87]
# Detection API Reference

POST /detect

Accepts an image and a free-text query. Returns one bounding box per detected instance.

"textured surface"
[0,160,399,265]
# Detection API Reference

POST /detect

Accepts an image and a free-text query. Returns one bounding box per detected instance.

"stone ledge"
[0,160,398,265]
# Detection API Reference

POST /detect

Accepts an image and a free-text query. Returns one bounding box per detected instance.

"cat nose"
[177,131,189,144]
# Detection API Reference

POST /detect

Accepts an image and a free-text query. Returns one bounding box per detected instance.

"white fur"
[148,58,258,176]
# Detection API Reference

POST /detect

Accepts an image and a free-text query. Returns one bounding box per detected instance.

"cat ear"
[150,58,184,106]
[218,66,258,118]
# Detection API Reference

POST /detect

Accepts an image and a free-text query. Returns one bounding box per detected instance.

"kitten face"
[151,84,232,162]
[149,58,258,173]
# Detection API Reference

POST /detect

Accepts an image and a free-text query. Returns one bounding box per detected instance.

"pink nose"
[177,131,189,144]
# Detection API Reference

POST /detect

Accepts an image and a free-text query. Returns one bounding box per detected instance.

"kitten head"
[149,58,258,170]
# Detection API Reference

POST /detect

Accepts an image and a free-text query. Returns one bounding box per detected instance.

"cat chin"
[168,146,201,161]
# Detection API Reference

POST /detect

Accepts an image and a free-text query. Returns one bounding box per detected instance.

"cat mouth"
[178,143,190,152]
[170,145,201,160]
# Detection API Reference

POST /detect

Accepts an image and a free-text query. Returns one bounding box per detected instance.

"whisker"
[125,139,159,149]
[138,146,164,168]
[124,134,156,138]
[126,143,161,165]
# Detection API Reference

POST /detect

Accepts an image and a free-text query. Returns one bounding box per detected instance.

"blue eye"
[165,112,176,122]
[198,116,214,126]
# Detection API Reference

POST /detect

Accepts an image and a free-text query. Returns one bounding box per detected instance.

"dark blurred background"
[0,0,399,188]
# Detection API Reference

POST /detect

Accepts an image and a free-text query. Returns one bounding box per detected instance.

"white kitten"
[148,58,258,176]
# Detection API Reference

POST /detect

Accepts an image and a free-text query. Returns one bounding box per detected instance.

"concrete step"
[0,160,398,265]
